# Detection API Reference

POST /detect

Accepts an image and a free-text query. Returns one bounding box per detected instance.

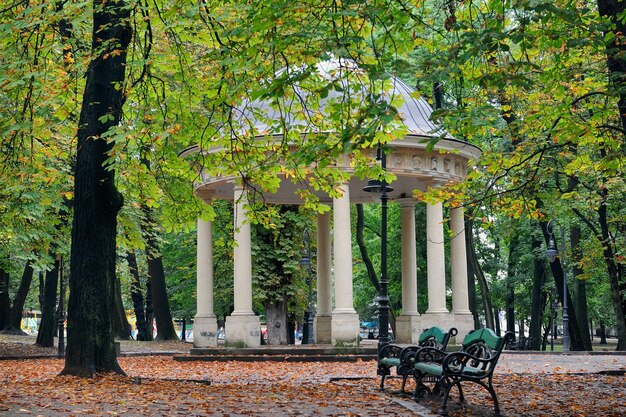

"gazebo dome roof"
[183,58,481,204]
[234,58,453,141]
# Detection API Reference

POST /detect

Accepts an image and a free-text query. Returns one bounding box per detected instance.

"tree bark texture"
[265,298,288,345]
[36,259,60,348]
[127,252,151,341]
[6,263,34,334]
[61,0,131,377]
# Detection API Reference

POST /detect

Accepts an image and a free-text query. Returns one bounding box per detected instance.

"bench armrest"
[409,346,448,365]
[379,344,403,359]
[441,351,495,376]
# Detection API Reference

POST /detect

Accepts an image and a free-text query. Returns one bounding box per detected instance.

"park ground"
[0,335,625,416]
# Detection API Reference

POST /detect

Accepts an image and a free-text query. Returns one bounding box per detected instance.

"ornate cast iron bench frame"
[411,328,514,416]
[378,326,457,393]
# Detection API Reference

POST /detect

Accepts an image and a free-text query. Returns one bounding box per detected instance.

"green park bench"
[411,328,514,416]
[378,326,458,393]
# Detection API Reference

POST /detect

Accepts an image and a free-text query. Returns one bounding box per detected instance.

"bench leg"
[412,372,431,400]
[438,377,455,416]
[486,381,501,416]
[379,373,387,391]
[400,374,408,394]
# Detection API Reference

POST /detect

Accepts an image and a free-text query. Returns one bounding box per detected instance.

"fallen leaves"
[0,350,625,416]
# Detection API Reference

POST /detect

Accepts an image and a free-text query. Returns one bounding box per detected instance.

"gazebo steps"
[173,345,378,362]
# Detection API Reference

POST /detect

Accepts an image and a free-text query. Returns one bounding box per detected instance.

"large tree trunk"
[5,263,35,334]
[127,252,151,341]
[61,0,131,377]
[528,236,546,350]
[111,276,131,340]
[36,259,60,348]
[265,298,288,345]
[0,268,10,331]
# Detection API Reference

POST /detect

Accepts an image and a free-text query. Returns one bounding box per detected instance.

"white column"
[395,201,422,344]
[193,217,218,348]
[225,185,260,347]
[331,183,359,346]
[450,206,470,314]
[315,211,332,343]
[450,205,473,340]
[333,183,355,313]
[401,202,419,315]
[426,202,448,314]
[232,185,253,315]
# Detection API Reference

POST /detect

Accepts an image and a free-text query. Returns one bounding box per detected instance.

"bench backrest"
[418,326,458,350]
[461,328,512,359]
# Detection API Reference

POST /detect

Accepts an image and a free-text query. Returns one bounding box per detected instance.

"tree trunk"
[5,263,35,334]
[138,145,177,341]
[145,278,154,340]
[38,272,44,312]
[571,225,592,351]
[505,233,519,338]
[355,204,397,333]
[467,238,480,329]
[0,268,10,331]
[528,236,545,350]
[146,255,178,340]
[540,221,585,351]
[356,204,380,293]
[61,0,131,377]
[597,0,626,351]
[265,298,288,345]
[465,215,494,329]
[111,276,131,340]
[127,251,151,341]
[36,259,60,348]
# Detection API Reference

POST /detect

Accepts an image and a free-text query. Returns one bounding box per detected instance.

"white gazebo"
[182,60,481,348]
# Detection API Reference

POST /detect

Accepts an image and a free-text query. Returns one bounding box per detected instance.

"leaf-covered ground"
[0,355,624,416]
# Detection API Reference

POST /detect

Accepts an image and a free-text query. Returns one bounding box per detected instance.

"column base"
[395,314,421,344]
[314,314,332,344]
[192,315,219,348]
[331,311,360,347]
[225,314,261,348]
[453,312,475,342]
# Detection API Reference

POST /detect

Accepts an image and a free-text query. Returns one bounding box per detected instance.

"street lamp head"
[546,236,558,263]
[299,255,310,267]
[363,179,394,193]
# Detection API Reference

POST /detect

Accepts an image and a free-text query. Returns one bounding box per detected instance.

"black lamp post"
[546,220,570,352]
[300,228,315,345]
[363,146,393,355]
